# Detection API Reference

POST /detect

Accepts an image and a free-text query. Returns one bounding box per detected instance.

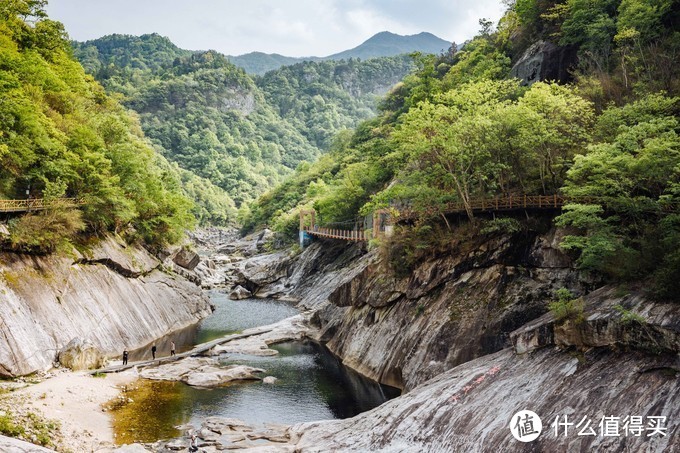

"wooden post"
[554,194,557,208]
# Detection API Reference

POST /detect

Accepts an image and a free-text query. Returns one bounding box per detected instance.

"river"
[112,291,400,444]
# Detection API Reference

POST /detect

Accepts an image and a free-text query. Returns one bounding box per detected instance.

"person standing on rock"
[151,344,157,360]
[170,341,176,357]
[122,348,128,365]
[189,433,199,452]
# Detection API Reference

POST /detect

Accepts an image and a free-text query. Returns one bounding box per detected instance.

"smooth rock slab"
[140,357,264,388]
[184,365,264,387]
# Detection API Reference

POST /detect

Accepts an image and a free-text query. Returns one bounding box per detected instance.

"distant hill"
[227,52,312,76]
[229,31,451,75]
[325,31,451,61]
[71,34,417,223]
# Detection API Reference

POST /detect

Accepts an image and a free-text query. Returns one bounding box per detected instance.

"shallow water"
[113,293,399,444]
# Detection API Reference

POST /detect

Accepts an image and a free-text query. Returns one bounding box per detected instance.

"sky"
[45,0,507,57]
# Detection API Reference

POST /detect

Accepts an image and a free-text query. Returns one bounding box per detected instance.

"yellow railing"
[0,198,84,213]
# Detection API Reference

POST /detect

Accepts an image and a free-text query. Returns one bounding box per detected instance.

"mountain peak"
[324,31,451,61]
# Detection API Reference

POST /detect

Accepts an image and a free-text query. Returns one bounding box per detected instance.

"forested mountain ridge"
[72,34,419,221]
[229,31,450,75]
[0,2,193,252]
[245,0,680,299]
[259,55,414,149]
[325,31,450,61]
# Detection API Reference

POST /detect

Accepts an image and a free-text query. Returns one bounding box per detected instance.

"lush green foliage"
[259,56,414,149]
[557,95,680,296]
[245,0,680,299]
[548,288,586,323]
[72,35,416,222]
[0,1,194,250]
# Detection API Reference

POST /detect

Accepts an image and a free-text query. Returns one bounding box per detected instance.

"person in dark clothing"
[170,341,176,357]
[151,344,157,359]
[122,348,128,365]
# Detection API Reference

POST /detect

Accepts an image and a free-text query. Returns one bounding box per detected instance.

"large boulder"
[510,40,577,85]
[229,285,252,300]
[58,337,105,371]
[173,247,200,270]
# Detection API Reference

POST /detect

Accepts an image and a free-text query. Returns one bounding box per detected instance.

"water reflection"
[128,292,299,361]
[112,295,400,444]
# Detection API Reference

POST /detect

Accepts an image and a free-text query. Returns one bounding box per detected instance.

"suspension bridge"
[0,198,84,213]
[299,194,582,245]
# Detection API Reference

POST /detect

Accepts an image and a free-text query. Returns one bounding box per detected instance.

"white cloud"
[45,0,506,56]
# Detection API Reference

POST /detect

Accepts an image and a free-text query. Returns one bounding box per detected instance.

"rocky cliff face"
[0,236,212,377]
[291,300,680,451]
[222,231,680,451]
[238,221,586,391]
[510,40,578,85]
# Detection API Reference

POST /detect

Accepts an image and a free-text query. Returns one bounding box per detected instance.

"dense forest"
[244,0,680,299]
[0,1,193,252]
[72,35,417,223]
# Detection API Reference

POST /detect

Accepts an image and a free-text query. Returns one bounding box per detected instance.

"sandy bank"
[1,369,138,452]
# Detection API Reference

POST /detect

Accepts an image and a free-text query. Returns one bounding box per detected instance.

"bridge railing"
[0,198,84,213]
[303,226,367,242]
[300,195,610,243]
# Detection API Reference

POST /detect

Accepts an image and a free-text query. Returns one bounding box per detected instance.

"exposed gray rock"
[184,365,264,387]
[140,357,264,387]
[235,250,292,292]
[510,40,577,85]
[0,435,55,452]
[112,444,151,453]
[172,247,200,270]
[0,236,212,377]
[512,286,680,354]
[58,337,105,371]
[263,376,278,384]
[211,313,312,357]
[229,285,252,300]
[291,341,679,452]
[282,226,583,390]
[164,438,186,450]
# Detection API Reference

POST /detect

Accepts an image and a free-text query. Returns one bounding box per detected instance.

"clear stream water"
[113,291,400,444]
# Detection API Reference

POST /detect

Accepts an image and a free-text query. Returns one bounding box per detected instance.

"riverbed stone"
[164,438,187,450]
[211,313,311,357]
[112,444,151,453]
[58,337,106,371]
[173,247,201,270]
[140,357,264,387]
[262,376,278,384]
[184,364,264,387]
[229,285,252,300]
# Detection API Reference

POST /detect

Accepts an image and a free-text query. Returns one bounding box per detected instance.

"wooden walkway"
[0,198,84,213]
[90,327,274,374]
[302,194,587,243]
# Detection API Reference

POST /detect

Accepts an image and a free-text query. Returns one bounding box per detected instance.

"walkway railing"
[0,198,84,213]
[300,194,598,243]
[302,226,367,241]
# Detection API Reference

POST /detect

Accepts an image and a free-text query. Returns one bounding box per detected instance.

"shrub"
[549,288,585,324]
[7,207,85,254]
